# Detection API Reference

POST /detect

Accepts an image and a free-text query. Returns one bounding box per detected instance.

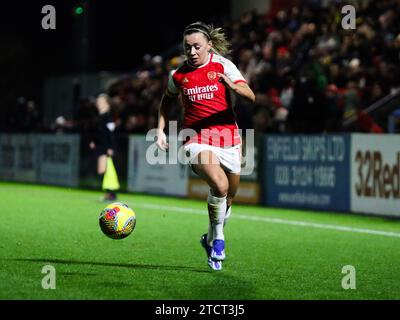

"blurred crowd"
[5,0,400,135]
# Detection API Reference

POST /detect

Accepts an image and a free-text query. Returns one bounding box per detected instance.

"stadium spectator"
[286,63,327,133]
[156,21,255,271]
[52,115,75,133]
[355,104,384,133]
[325,84,344,132]
[21,100,41,132]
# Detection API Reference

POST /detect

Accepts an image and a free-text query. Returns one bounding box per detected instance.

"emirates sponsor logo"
[182,84,219,102]
[182,84,218,96]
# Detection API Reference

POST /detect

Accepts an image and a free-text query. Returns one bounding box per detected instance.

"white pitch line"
[135,203,400,239]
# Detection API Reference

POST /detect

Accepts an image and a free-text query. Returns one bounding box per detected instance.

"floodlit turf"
[1,181,400,300]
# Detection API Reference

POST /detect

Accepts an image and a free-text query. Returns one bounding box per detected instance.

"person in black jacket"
[89,93,118,201]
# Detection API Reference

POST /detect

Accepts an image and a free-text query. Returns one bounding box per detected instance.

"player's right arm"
[157,70,179,151]
[157,94,176,151]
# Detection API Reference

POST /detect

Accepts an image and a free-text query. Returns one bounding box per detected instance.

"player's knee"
[210,180,229,197]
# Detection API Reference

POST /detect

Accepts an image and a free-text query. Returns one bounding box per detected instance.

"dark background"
[0,0,231,127]
[1,0,231,73]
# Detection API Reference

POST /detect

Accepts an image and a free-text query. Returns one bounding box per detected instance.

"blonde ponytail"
[208,25,231,56]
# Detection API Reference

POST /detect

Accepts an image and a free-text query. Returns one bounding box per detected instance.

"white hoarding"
[351,134,400,217]
[0,134,38,182]
[127,135,188,196]
[37,134,80,187]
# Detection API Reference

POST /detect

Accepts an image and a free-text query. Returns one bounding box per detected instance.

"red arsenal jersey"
[166,52,247,147]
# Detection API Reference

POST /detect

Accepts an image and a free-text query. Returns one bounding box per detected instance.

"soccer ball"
[99,202,136,239]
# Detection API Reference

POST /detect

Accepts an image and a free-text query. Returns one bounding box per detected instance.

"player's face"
[184,33,212,66]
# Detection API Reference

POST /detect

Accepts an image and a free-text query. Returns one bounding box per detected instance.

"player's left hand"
[218,72,255,103]
[217,72,235,90]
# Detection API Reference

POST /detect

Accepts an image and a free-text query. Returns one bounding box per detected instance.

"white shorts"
[181,143,242,174]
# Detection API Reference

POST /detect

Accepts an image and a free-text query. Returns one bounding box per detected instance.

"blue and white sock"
[207,192,227,246]
[224,205,231,226]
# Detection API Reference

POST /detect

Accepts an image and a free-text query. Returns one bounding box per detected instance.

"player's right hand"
[156,130,169,151]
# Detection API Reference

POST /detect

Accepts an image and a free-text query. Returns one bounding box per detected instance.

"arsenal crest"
[182,77,189,84]
[207,71,217,81]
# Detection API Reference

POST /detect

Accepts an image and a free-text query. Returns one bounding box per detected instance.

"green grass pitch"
[1,181,399,300]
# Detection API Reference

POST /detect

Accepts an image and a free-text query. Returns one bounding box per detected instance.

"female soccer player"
[156,21,255,270]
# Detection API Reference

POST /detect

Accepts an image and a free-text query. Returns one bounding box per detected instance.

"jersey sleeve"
[166,70,179,97]
[223,58,247,84]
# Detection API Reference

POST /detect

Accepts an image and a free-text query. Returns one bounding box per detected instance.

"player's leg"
[192,150,228,263]
[216,143,241,225]
[225,172,240,226]
[199,172,238,264]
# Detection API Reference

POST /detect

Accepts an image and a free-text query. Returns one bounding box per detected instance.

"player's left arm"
[218,73,255,103]
[218,58,255,103]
